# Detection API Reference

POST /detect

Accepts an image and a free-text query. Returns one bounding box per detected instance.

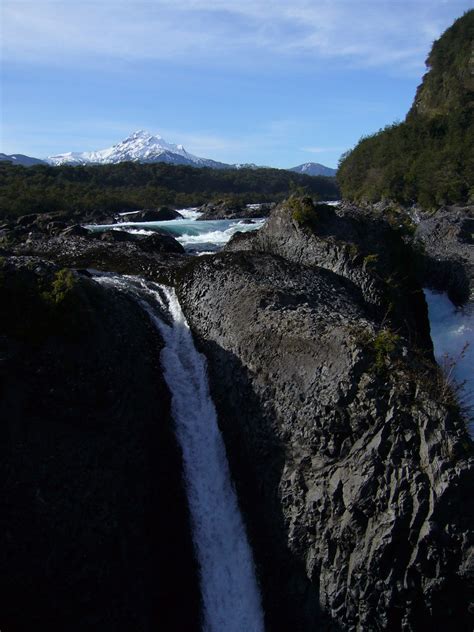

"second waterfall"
[96,274,265,632]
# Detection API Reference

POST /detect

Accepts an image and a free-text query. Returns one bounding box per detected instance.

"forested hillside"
[338,10,474,208]
[0,161,339,220]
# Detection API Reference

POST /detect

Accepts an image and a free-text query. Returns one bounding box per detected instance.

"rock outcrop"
[198,200,275,220]
[5,231,188,284]
[118,207,183,222]
[226,199,432,350]
[177,250,473,631]
[0,257,201,631]
[414,205,474,304]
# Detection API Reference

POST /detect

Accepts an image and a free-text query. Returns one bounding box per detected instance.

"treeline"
[0,161,339,220]
[338,10,474,209]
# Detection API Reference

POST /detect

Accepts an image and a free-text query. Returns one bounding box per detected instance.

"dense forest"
[0,161,339,220]
[338,10,474,209]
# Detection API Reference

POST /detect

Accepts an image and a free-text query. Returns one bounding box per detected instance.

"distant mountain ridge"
[289,162,337,177]
[0,153,46,167]
[2,130,337,176]
[45,130,230,169]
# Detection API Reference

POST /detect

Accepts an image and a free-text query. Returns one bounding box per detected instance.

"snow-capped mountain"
[289,162,337,177]
[46,130,230,169]
[6,132,338,175]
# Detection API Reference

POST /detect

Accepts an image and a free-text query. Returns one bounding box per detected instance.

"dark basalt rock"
[177,251,473,632]
[0,256,201,632]
[198,200,274,220]
[9,232,188,284]
[414,205,474,305]
[98,229,142,242]
[16,212,39,227]
[226,200,432,351]
[94,229,185,254]
[61,224,91,237]
[122,207,183,222]
[136,232,185,254]
[11,211,117,236]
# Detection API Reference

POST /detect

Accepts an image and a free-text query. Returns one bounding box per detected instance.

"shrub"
[42,268,77,305]
[363,253,379,269]
[372,329,401,372]
[289,195,318,227]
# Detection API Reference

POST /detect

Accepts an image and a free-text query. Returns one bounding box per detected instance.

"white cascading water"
[96,275,265,632]
[424,289,474,438]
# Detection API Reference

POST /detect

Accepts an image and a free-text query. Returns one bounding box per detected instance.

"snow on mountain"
[45,130,230,169]
[289,162,337,177]
[7,132,338,174]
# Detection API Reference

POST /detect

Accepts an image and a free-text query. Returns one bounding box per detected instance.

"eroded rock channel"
[0,199,472,631]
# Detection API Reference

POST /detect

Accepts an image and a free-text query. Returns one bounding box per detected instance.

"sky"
[1,0,472,168]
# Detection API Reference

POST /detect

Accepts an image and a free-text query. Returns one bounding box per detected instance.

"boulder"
[137,232,185,254]
[126,207,183,222]
[98,229,140,242]
[61,224,91,237]
[198,201,275,220]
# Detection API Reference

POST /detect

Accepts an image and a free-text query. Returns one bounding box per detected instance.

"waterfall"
[96,274,265,632]
[424,289,474,437]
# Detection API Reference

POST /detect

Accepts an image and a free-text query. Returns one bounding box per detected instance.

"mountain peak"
[45,130,228,168]
[289,162,337,177]
[124,129,156,142]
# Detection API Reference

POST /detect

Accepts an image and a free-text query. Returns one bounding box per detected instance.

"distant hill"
[289,162,337,177]
[0,161,340,219]
[3,133,338,178]
[0,153,46,167]
[338,10,474,208]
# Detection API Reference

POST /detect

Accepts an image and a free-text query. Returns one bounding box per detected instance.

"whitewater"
[424,289,474,437]
[96,274,265,632]
[86,213,265,253]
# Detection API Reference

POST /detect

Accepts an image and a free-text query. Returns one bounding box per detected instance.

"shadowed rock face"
[0,257,201,632]
[414,205,474,305]
[177,251,473,631]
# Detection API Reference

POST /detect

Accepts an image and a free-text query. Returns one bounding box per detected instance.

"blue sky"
[1,1,472,168]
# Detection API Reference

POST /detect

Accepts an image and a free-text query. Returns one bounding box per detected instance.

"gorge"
[1,8,473,632]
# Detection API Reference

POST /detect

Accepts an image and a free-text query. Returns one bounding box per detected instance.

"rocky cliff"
[414,204,474,304]
[0,257,201,631]
[177,206,473,630]
[1,196,472,631]
[226,199,432,350]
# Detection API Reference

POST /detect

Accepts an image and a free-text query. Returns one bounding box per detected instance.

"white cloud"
[301,146,346,154]
[1,0,472,74]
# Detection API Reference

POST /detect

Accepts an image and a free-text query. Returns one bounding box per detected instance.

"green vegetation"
[0,261,95,344]
[363,253,379,269]
[0,161,339,220]
[372,329,401,372]
[41,268,77,305]
[347,243,359,260]
[338,10,474,209]
[289,195,319,227]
